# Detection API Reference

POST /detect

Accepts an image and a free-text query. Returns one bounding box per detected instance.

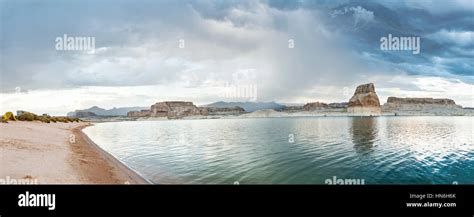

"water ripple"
[83,116,474,184]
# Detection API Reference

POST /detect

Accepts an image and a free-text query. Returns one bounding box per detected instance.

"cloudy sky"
[1,0,473,115]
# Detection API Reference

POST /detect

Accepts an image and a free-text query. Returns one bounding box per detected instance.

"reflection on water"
[350,117,377,154]
[83,116,474,184]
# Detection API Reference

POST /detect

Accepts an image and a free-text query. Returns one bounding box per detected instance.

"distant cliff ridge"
[127,110,152,118]
[303,102,329,110]
[150,101,201,118]
[386,97,457,105]
[127,101,245,119]
[383,97,463,115]
[199,106,245,115]
[203,101,285,112]
[280,102,348,112]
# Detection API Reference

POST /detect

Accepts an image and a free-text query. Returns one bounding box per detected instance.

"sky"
[1,0,473,115]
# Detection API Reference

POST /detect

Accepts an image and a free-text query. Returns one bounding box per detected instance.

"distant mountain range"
[202,101,286,112]
[67,106,149,117]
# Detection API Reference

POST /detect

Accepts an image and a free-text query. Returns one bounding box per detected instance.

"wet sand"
[0,121,148,184]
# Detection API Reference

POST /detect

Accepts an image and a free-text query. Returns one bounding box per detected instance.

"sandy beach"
[0,121,148,184]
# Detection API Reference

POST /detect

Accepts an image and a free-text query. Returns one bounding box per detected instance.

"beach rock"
[347,83,381,116]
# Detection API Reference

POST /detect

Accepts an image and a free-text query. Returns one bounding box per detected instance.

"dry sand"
[0,121,148,184]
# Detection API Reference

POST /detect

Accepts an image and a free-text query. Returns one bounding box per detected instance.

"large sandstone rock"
[347,83,381,116]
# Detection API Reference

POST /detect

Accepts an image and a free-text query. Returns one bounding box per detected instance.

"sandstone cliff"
[150,101,202,118]
[303,102,329,110]
[382,97,464,115]
[198,106,245,115]
[127,101,245,118]
[127,110,152,117]
[347,83,381,116]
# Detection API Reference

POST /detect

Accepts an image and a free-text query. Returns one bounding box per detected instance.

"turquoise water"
[83,116,474,184]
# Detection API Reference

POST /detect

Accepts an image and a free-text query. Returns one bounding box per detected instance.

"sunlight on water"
[83,116,474,184]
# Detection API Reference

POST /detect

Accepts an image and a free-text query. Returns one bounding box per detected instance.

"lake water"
[83,116,474,184]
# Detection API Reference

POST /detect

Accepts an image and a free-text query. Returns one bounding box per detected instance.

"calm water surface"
[83,116,474,184]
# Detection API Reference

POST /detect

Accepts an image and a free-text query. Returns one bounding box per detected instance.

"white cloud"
[1,1,472,115]
[429,29,474,46]
[0,84,249,116]
[377,76,474,107]
[402,0,474,14]
[331,6,375,24]
[351,6,375,24]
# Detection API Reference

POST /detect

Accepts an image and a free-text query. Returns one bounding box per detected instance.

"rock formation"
[303,102,329,110]
[385,97,457,105]
[382,97,463,115]
[127,110,152,117]
[150,101,202,118]
[198,106,245,115]
[127,101,246,118]
[347,83,381,116]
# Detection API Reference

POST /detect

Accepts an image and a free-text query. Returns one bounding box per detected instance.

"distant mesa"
[126,110,152,118]
[199,106,245,115]
[382,97,463,115]
[281,102,348,112]
[127,101,246,119]
[203,101,285,112]
[347,83,382,116]
[303,102,329,110]
[150,101,201,118]
[385,97,458,105]
[302,102,348,110]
